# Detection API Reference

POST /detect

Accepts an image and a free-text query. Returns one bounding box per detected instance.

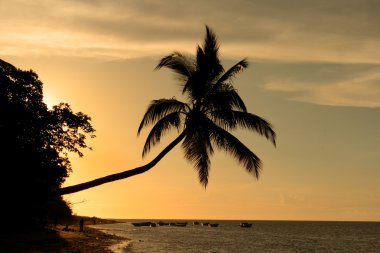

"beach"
[0,219,128,253]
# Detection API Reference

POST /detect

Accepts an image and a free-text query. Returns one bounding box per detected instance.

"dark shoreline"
[0,216,128,253]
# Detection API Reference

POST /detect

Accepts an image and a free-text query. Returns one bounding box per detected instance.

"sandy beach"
[0,221,128,253]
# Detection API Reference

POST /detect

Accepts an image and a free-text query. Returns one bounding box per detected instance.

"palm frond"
[204,26,219,58]
[180,46,207,101]
[182,134,212,187]
[138,99,187,135]
[195,45,206,71]
[217,59,248,85]
[204,84,247,112]
[230,111,276,147]
[208,110,236,129]
[155,52,195,79]
[182,123,213,187]
[202,26,224,81]
[184,26,225,100]
[142,112,182,157]
[182,72,199,97]
[209,121,262,179]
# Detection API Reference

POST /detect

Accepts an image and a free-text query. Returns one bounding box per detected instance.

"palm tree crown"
[138,26,276,187]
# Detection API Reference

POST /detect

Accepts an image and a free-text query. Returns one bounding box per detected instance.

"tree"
[56,26,276,195]
[0,59,95,227]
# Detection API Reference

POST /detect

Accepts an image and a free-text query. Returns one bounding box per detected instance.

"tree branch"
[54,131,186,196]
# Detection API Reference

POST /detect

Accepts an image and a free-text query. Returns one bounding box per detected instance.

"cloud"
[2,0,380,108]
[263,63,380,107]
[1,0,380,63]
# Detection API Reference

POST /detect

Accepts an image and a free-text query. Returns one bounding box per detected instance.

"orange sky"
[1,0,380,221]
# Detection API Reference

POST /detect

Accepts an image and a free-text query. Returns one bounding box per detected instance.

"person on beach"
[79,218,84,232]
[63,224,69,231]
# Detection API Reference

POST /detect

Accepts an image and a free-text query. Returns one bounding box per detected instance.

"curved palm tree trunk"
[54,131,186,196]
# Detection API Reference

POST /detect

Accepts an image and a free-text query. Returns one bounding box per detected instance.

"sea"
[92,219,380,253]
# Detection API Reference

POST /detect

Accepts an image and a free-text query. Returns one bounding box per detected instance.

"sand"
[0,223,128,253]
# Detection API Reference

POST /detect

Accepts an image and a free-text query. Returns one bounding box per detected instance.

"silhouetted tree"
[0,59,95,227]
[56,26,276,195]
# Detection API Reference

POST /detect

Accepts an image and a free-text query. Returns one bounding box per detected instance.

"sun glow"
[43,94,57,109]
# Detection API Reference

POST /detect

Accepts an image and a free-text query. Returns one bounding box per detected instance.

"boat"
[175,223,187,227]
[158,221,169,226]
[239,222,252,228]
[132,222,150,227]
[132,222,154,227]
[201,222,209,226]
[208,223,219,227]
[170,222,188,227]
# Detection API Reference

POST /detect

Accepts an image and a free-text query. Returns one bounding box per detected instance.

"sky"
[1,0,380,221]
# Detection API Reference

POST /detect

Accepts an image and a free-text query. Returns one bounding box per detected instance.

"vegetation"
[57,26,276,195]
[0,59,95,227]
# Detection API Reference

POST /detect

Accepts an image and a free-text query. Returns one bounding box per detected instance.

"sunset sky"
[1,0,379,221]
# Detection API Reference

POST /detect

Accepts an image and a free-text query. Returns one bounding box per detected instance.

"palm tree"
[55,26,276,196]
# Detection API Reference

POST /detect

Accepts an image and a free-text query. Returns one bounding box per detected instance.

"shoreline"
[108,239,132,253]
[0,220,129,253]
[57,224,129,253]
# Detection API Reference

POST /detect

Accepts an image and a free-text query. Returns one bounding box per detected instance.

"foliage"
[0,59,95,227]
[138,26,276,187]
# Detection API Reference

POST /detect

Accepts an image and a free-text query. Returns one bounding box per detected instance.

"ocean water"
[93,220,380,253]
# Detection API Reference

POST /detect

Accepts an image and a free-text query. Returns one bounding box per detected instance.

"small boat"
[158,221,169,226]
[208,223,219,227]
[239,222,252,228]
[132,222,154,227]
[170,222,188,227]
